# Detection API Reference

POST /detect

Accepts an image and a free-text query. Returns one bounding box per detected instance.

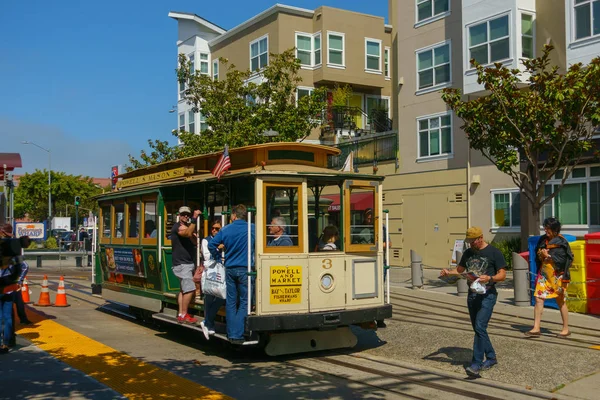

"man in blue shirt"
[208,204,255,343]
[267,217,293,246]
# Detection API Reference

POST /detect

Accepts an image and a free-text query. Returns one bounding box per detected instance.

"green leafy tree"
[128,48,326,167]
[14,171,104,222]
[442,45,600,240]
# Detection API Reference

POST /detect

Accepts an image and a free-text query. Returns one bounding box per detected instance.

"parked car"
[60,231,75,250]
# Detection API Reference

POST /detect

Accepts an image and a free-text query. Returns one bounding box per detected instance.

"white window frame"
[415,0,451,28]
[520,11,536,59]
[188,52,196,75]
[416,111,453,162]
[199,53,210,76]
[466,13,512,71]
[296,32,313,68]
[296,86,314,103]
[188,110,196,134]
[327,31,345,69]
[490,188,521,231]
[542,167,594,229]
[178,80,185,101]
[572,0,600,41]
[250,34,269,72]
[415,40,452,95]
[178,113,185,132]
[384,47,391,79]
[365,38,382,74]
[213,60,219,80]
[314,32,322,67]
[199,111,208,133]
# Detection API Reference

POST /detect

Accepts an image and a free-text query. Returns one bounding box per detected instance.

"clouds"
[0,118,135,178]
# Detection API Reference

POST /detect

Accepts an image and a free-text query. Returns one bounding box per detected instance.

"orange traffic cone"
[34,275,52,307]
[53,276,70,307]
[21,277,32,304]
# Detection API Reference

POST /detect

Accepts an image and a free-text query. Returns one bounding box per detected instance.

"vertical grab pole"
[158,215,162,263]
[385,210,390,304]
[196,218,201,269]
[91,215,96,285]
[247,210,252,315]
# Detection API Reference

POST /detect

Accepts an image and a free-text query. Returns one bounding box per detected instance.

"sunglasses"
[212,226,221,231]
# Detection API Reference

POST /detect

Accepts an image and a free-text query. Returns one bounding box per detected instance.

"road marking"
[591,345,600,350]
[16,311,230,400]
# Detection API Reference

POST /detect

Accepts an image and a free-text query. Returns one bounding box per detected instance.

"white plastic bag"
[470,278,487,294]
[202,262,227,299]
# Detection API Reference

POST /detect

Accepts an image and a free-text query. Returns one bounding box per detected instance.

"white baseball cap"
[178,206,192,215]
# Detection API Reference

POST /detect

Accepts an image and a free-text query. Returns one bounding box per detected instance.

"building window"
[199,112,208,132]
[417,113,452,158]
[297,87,313,102]
[417,0,450,23]
[188,111,195,134]
[213,60,219,80]
[327,32,345,67]
[250,35,268,71]
[178,81,185,100]
[179,113,185,132]
[574,0,600,40]
[365,38,382,72]
[189,53,195,74]
[417,41,451,90]
[199,53,209,75]
[542,167,592,225]
[314,33,321,65]
[492,190,521,227]
[384,47,390,78]
[366,96,390,127]
[296,33,312,66]
[521,13,534,58]
[468,14,510,66]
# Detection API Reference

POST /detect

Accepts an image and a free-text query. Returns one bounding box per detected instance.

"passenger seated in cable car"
[267,217,293,246]
[352,208,375,244]
[318,225,339,251]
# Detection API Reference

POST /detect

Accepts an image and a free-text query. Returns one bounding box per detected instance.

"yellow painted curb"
[17,315,230,400]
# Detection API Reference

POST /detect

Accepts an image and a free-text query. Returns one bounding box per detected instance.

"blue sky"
[0,0,388,179]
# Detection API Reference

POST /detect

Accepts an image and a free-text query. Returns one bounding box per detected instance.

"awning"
[322,192,374,212]
[0,153,22,181]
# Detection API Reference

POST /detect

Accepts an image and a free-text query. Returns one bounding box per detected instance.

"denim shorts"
[172,263,196,293]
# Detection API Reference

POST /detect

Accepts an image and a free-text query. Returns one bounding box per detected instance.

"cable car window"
[101,205,111,239]
[114,203,125,239]
[310,185,342,252]
[345,185,376,249]
[265,183,303,253]
[143,201,157,239]
[127,201,140,238]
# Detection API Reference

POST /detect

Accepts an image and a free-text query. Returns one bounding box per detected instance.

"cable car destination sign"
[270,265,302,304]
[116,167,194,190]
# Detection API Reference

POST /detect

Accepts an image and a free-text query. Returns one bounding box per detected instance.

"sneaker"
[19,320,32,325]
[177,314,185,324]
[182,314,198,324]
[200,321,210,340]
[482,359,498,370]
[229,338,245,345]
[0,346,9,354]
[465,363,481,377]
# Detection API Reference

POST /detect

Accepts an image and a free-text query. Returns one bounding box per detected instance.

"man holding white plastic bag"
[440,227,506,377]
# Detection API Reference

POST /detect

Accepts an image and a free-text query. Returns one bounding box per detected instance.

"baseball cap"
[465,226,483,241]
[178,206,192,215]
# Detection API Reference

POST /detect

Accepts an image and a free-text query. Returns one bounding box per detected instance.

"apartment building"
[169,5,393,143]
[388,0,600,267]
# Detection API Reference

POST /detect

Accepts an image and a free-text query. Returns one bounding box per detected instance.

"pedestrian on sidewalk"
[440,226,506,377]
[525,217,573,338]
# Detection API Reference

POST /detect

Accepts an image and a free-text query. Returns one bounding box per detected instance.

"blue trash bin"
[529,234,576,308]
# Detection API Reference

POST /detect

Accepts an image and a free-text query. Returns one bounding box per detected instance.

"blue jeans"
[203,294,225,331]
[467,291,497,365]
[226,267,250,340]
[0,294,14,347]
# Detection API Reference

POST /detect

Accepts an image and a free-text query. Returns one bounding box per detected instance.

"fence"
[328,131,398,169]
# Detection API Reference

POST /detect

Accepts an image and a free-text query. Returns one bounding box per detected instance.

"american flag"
[212,145,231,180]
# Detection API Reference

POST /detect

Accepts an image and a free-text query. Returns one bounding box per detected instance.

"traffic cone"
[53,276,70,307]
[34,275,52,307]
[21,277,32,304]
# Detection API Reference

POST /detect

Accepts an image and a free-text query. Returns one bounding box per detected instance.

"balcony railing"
[328,131,398,169]
[324,106,393,138]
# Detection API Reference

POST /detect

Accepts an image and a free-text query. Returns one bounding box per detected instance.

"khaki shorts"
[172,263,195,293]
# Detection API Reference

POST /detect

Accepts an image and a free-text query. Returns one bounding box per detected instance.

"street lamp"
[21,141,52,222]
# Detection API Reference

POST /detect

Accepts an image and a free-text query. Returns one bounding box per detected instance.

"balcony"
[322,106,393,140]
[327,131,398,169]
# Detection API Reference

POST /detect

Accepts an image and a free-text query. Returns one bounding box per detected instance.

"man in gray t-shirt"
[171,206,201,325]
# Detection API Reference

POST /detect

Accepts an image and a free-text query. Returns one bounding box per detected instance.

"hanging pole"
[385,210,390,304]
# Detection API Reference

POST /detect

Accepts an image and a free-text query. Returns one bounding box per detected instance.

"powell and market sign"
[116,167,194,190]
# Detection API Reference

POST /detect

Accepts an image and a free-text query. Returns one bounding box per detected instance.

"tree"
[14,171,104,222]
[128,48,327,168]
[442,45,600,241]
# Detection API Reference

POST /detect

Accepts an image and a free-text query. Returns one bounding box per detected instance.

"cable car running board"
[151,313,259,345]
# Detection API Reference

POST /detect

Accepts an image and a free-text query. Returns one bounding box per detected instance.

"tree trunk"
[520,197,541,252]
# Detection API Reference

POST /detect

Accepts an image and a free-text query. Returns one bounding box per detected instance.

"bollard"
[36,255,42,268]
[512,252,530,306]
[456,250,469,297]
[410,250,423,289]
[76,256,82,267]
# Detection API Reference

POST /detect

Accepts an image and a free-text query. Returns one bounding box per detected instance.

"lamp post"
[22,141,52,223]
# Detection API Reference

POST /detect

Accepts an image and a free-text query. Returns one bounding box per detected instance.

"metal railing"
[328,131,398,169]
[323,106,393,137]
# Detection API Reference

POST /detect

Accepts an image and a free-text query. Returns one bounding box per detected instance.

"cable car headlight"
[320,273,334,291]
